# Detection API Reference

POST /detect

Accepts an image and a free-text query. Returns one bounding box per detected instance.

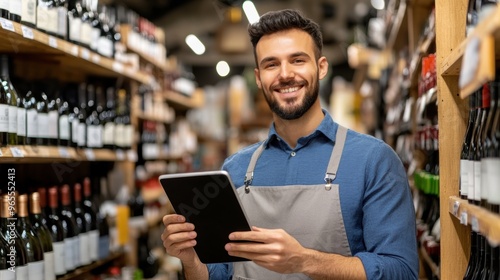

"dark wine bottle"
[83,177,99,262]
[98,212,110,260]
[58,89,71,146]
[35,85,50,146]
[102,86,115,149]
[73,182,91,266]
[25,87,38,146]
[16,194,45,279]
[77,83,87,148]
[59,184,81,269]
[46,186,67,276]
[0,72,8,147]
[0,226,11,279]
[86,84,103,148]
[0,55,17,146]
[47,86,60,146]
[30,191,56,280]
[137,231,159,278]
[1,194,28,279]
[16,83,26,145]
[67,0,82,45]
[0,0,9,19]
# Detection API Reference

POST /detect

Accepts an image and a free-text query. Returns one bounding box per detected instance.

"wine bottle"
[16,83,26,145]
[16,194,45,280]
[9,0,21,22]
[86,84,102,148]
[58,89,70,146]
[79,0,92,48]
[0,228,12,279]
[67,0,82,45]
[35,85,50,146]
[21,0,37,27]
[25,87,38,146]
[46,186,67,276]
[56,0,68,40]
[66,84,79,148]
[89,0,100,52]
[137,231,159,278]
[77,83,87,148]
[466,0,478,36]
[0,70,9,147]
[122,90,133,150]
[0,55,17,146]
[47,86,60,146]
[97,5,114,58]
[29,192,55,280]
[83,177,99,262]
[0,0,9,19]
[73,182,91,266]
[1,194,28,280]
[102,86,115,149]
[98,212,110,260]
[59,184,80,269]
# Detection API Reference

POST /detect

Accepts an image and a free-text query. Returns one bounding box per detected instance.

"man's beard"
[263,75,319,120]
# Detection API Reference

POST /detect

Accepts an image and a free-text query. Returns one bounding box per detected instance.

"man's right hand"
[161,214,199,264]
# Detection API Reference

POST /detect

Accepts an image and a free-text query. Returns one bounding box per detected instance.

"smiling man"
[161,9,418,280]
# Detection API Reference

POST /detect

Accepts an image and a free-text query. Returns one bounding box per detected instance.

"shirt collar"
[263,109,338,148]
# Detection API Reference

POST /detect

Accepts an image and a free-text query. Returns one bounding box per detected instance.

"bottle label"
[466,160,475,200]
[80,22,92,46]
[38,112,49,138]
[44,251,55,280]
[59,115,70,140]
[0,269,15,280]
[8,106,17,133]
[15,265,28,280]
[73,235,80,268]
[71,119,79,145]
[37,4,49,31]
[0,0,8,10]
[68,15,82,43]
[460,159,469,196]
[87,125,102,148]
[114,123,124,148]
[0,104,8,132]
[78,122,86,147]
[124,125,133,148]
[46,6,58,34]
[91,27,100,51]
[53,241,66,275]
[484,158,500,204]
[89,229,99,261]
[103,122,114,145]
[473,161,481,201]
[79,232,90,266]
[48,110,59,139]
[9,0,22,16]
[63,237,75,271]
[21,0,36,25]
[57,6,67,37]
[99,235,110,260]
[26,108,37,137]
[28,260,44,280]
[97,37,113,58]
[17,107,26,137]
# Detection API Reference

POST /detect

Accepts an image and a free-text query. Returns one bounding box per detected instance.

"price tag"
[459,37,480,89]
[0,18,15,32]
[92,54,100,64]
[84,149,95,161]
[81,48,90,60]
[453,200,461,216]
[471,216,480,232]
[127,149,137,162]
[112,61,124,73]
[21,26,34,39]
[71,45,78,56]
[48,36,58,49]
[10,147,24,158]
[460,211,468,225]
[58,147,70,158]
[116,149,125,161]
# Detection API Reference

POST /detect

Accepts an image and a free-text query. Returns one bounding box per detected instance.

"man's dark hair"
[248,9,323,65]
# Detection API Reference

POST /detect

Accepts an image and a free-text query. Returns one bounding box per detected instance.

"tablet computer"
[158,170,252,263]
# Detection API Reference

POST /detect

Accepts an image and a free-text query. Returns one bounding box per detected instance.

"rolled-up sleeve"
[207,263,233,280]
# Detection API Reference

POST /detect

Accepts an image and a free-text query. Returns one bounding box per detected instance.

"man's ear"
[318,56,329,80]
[254,68,262,89]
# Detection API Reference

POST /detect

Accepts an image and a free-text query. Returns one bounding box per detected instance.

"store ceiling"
[116,0,376,70]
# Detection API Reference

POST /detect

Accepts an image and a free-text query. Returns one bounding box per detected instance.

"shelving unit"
[0,146,136,162]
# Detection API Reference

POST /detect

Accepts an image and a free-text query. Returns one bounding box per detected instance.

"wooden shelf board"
[441,3,500,77]
[0,146,131,163]
[164,89,204,110]
[0,20,150,84]
[57,251,125,280]
[448,196,500,245]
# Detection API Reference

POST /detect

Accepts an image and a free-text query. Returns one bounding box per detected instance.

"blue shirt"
[207,110,418,280]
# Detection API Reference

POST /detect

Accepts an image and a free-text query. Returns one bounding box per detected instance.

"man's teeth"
[279,87,299,93]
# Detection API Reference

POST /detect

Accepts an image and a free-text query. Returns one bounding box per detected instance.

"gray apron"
[233,125,352,280]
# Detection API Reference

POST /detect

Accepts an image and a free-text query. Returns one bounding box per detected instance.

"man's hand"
[225,226,307,274]
[161,214,198,264]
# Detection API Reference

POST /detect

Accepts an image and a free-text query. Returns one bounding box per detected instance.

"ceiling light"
[216,61,230,77]
[242,1,259,24]
[371,0,385,10]
[185,34,205,55]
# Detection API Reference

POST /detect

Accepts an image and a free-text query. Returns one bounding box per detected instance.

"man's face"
[254,29,328,120]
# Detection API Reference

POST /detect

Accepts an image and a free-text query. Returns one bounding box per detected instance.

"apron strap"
[244,142,266,193]
[324,125,348,189]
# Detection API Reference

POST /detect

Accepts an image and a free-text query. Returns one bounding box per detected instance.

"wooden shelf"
[0,146,135,163]
[163,89,204,110]
[441,3,500,98]
[448,196,500,245]
[57,251,125,280]
[0,18,151,84]
[119,25,168,72]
